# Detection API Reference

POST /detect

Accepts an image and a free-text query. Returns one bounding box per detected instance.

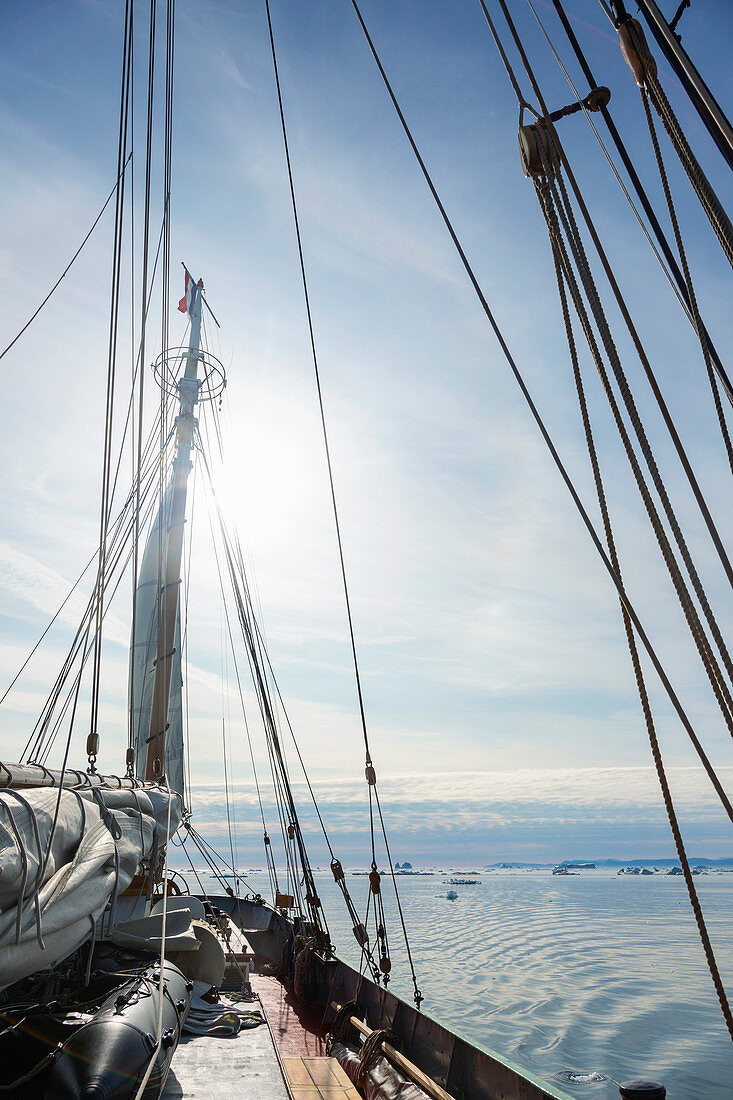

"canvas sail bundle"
[0,785,182,991]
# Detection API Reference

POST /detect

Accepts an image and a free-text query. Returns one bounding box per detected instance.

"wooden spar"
[0,760,156,790]
[331,1002,453,1100]
[144,278,203,782]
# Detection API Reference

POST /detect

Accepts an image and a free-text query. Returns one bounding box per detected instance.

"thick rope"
[549,0,733,411]
[541,138,733,739]
[627,19,733,269]
[497,0,733,599]
[355,1027,402,1088]
[328,1000,364,1046]
[543,193,733,1040]
[639,88,733,476]
[533,150,733,822]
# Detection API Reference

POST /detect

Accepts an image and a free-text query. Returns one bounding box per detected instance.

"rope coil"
[355,1027,402,1088]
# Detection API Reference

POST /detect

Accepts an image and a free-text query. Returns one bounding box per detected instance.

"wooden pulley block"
[519,121,556,179]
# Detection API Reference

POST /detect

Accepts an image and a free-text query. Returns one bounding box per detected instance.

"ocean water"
[193,866,733,1099]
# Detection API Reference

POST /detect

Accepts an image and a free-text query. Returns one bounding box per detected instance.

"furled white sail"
[0,784,182,991]
[129,478,185,797]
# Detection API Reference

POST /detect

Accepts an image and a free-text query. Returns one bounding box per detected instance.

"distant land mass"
[486,857,733,868]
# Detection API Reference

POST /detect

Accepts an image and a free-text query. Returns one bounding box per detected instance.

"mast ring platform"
[152,345,227,402]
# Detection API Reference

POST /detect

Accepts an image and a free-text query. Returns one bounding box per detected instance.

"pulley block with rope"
[618,18,657,88]
[519,120,557,179]
[519,87,610,179]
[86,732,99,774]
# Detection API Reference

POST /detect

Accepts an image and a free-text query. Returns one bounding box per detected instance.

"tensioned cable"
[550,0,733,412]
[495,1,733,722]
[481,0,733,1037]
[528,130,733,825]
[19,451,161,761]
[22,418,174,764]
[546,150,733,734]
[529,0,733,458]
[193,424,302,903]
[88,0,135,770]
[222,720,239,883]
[0,154,132,365]
[490,0,733,596]
[638,89,733,476]
[347,0,733,820]
[539,164,733,1042]
[196,429,327,933]
[625,17,733,270]
[131,0,160,772]
[196,404,373,949]
[521,0,691,322]
[30,456,168,767]
[31,431,168,763]
[264,0,372,765]
[265,0,422,1000]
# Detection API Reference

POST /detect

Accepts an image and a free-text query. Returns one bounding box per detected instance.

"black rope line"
[543,186,733,1040]
[264,0,373,766]
[639,88,733,477]
[88,0,135,768]
[347,0,733,817]
[0,154,132,364]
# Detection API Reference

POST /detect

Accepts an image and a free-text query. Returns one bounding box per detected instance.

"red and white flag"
[178,267,200,317]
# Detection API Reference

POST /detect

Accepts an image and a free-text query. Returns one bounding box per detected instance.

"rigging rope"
[547,147,733,741]
[624,17,733,270]
[88,0,135,772]
[501,35,733,825]
[487,3,733,596]
[347,0,733,1012]
[638,89,733,476]
[548,0,733,411]
[347,0,733,821]
[195,429,329,941]
[496,1,733,596]
[526,1,691,331]
[494,0,733,740]
[479,0,733,1037]
[266,0,421,1000]
[264,0,372,768]
[539,172,733,1041]
[0,154,132,365]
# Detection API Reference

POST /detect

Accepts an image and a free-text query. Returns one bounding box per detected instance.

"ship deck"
[163,972,358,1099]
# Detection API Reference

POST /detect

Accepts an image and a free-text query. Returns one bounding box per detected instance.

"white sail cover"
[129,478,185,796]
[0,784,182,991]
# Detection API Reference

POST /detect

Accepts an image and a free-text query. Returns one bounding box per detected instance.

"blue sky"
[0,0,732,864]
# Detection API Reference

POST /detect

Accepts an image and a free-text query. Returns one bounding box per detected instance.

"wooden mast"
[144,277,203,781]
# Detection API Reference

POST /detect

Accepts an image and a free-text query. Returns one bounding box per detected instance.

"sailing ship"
[1,1,732,1098]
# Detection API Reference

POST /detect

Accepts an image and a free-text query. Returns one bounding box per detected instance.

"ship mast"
[145,278,203,781]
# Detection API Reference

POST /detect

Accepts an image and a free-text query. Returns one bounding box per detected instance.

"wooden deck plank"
[290,1091,352,1100]
[283,1057,314,1085]
[283,1055,358,1099]
[303,1058,341,1085]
